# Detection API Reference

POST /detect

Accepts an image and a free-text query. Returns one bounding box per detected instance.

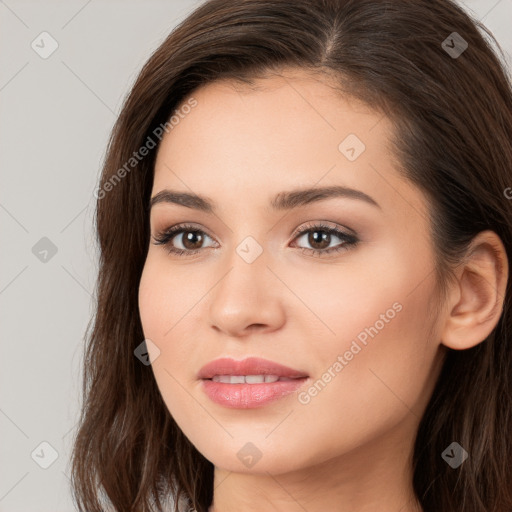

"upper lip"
[198,357,309,379]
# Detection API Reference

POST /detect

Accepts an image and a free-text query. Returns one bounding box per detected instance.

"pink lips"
[198,356,308,380]
[198,357,309,409]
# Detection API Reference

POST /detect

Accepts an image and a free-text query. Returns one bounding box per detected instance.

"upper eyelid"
[153,221,355,244]
[292,221,354,237]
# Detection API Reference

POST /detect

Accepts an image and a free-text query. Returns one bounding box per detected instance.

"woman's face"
[138,69,446,474]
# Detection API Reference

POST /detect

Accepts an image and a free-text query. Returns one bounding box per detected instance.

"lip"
[197,357,308,380]
[198,357,310,409]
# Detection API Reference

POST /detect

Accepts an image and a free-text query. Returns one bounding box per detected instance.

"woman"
[70,0,512,511]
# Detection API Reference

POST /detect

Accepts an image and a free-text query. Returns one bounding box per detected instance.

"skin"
[138,68,508,512]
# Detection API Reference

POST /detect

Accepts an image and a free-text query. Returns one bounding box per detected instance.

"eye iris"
[182,231,203,250]
[308,230,330,249]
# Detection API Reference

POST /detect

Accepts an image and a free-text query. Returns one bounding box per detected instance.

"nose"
[207,246,286,338]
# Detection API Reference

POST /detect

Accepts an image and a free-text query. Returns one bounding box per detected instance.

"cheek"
[138,259,186,381]
[138,254,203,339]
[316,227,436,361]
[138,256,208,409]
[291,251,441,445]
[138,261,190,427]
[138,260,169,339]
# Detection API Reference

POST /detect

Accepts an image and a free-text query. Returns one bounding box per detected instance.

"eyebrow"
[149,185,381,212]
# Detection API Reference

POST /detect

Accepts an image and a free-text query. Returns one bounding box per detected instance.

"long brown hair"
[70,0,512,510]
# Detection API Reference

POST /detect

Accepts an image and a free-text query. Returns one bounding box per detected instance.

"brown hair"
[70,0,512,510]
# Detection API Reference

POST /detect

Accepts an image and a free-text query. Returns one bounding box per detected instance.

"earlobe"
[440,230,509,351]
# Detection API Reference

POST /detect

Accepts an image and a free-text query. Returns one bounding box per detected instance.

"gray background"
[1,1,511,510]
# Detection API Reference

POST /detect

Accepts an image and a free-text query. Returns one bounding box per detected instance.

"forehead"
[152,70,427,222]
[167,71,384,150]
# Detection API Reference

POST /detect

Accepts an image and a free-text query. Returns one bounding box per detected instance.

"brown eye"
[292,223,359,257]
[179,230,205,250]
[305,230,332,250]
[152,223,216,256]
[153,222,358,258]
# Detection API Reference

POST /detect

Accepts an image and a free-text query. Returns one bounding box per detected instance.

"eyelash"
[151,222,359,258]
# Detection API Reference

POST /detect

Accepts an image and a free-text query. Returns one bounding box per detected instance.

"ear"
[441,230,509,350]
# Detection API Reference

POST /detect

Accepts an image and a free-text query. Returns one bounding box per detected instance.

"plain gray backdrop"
[1,1,511,510]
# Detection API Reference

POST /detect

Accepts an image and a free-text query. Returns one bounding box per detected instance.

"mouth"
[198,357,309,408]
[198,356,308,380]
[208,374,301,383]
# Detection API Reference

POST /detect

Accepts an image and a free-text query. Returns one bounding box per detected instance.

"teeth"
[211,374,283,384]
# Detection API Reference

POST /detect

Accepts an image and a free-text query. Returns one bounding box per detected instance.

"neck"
[207,414,424,512]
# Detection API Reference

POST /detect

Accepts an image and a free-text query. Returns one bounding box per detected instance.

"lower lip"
[201,378,309,409]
